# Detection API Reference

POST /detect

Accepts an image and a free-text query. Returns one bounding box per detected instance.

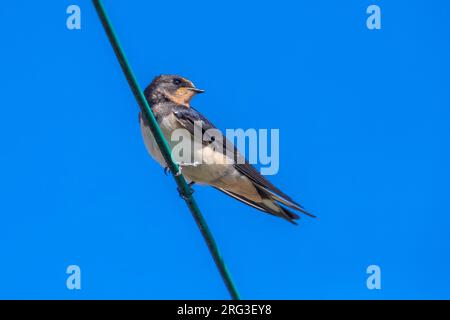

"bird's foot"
[164,165,182,176]
[177,183,195,200]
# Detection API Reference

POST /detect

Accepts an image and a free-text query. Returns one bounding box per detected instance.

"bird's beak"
[187,87,205,94]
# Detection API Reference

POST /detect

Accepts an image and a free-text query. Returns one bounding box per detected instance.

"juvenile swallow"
[139,75,314,224]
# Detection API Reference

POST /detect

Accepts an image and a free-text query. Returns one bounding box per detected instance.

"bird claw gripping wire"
[177,182,195,200]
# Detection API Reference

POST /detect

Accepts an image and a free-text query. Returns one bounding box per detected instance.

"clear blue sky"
[0,0,449,299]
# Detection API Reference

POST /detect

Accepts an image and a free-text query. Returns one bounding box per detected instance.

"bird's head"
[144,74,204,107]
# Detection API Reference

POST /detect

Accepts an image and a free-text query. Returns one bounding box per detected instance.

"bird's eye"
[173,78,182,85]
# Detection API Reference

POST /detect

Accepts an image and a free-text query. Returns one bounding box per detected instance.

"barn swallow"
[139,75,314,224]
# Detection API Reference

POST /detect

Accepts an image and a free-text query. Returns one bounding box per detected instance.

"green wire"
[92,0,240,300]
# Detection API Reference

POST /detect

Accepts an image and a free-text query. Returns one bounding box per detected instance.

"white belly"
[139,114,167,168]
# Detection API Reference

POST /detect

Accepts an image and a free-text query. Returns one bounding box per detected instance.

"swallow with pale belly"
[139,75,314,224]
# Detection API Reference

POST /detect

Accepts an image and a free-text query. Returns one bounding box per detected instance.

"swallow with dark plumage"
[139,74,315,225]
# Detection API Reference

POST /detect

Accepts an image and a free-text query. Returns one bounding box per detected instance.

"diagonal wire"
[92,0,240,300]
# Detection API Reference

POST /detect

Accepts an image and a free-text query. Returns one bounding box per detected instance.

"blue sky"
[0,0,449,299]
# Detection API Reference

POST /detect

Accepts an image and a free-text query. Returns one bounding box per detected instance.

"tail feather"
[254,184,316,218]
[214,187,305,225]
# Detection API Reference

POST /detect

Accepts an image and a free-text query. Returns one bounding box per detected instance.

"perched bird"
[139,74,314,224]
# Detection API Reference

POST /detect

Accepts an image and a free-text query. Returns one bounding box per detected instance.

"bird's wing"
[172,106,307,212]
[172,106,218,144]
[172,106,242,161]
